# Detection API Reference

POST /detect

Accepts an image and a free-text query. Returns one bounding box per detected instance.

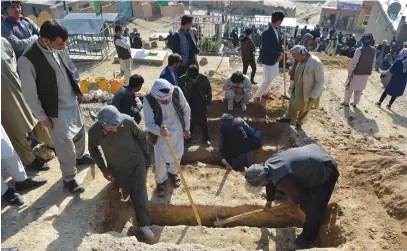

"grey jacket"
[299,54,325,101]
[222,74,253,95]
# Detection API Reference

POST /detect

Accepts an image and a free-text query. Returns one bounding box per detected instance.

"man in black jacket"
[179,65,212,146]
[254,11,285,104]
[245,144,339,250]
[111,74,144,124]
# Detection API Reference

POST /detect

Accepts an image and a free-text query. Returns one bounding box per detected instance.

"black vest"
[22,42,81,118]
[114,35,131,60]
[353,45,376,76]
[145,88,185,144]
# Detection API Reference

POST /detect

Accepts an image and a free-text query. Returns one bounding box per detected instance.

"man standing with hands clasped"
[254,11,285,104]
[143,79,191,197]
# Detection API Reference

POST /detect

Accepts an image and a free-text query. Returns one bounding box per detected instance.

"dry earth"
[2,7,407,251]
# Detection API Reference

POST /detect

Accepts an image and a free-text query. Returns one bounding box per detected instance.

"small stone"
[151,41,158,48]
[364,109,368,113]
[398,134,404,138]
[158,35,164,41]
[143,43,151,49]
[374,136,381,141]
[199,57,208,66]
[86,232,92,237]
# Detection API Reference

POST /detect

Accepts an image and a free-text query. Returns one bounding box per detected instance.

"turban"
[152,78,174,104]
[97,105,123,129]
[244,164,269,187]
[290,45,308,55]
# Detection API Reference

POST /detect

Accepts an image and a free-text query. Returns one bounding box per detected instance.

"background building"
[365,0,407,44]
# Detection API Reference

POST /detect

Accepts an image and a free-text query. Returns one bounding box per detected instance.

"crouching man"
[143,79,191,197]
[244,144,339,250]
[88,105,154,240]
[219,113,262,171]
[223,71,253,111]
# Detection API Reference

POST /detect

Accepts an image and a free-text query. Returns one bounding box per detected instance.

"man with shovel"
[143,79,191,197]
[245,144,339,250]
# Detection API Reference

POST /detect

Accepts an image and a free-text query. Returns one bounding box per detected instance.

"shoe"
[76,154,95,166]
[15,177,47,192]
[63,179,85,194]
[276,117,291,123]
[157,181,167,197]
[3,188,24,206]
[350,102,357,108]
[288,234,314,250]
[386,104,391,110]
[228,102,233,111]
[241,103,247,111]
[340,102,349,107]
[140,226,154,240]
[169,173,181,188]
[26,158,50,171]
[295,122,302,130]
[375,102,381,107]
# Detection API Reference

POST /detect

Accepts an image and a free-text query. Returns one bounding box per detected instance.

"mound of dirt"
[351,156,407,222]
[312,52,351,69]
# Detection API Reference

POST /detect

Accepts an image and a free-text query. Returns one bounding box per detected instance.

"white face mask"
[48,47,64,54]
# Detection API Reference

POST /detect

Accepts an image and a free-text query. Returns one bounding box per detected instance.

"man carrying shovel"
[244,144,339,250]
[143,79,191,197]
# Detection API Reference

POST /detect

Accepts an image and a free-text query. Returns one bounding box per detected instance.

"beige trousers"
[9,123,53,166]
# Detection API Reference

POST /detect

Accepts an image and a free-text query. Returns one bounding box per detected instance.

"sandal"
[169,173,181,188]
[157,181,167,197]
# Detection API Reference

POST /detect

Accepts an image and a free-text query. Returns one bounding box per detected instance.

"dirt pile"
[312,52,351,69]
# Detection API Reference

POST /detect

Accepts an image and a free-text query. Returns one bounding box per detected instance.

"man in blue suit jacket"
[254,11,285,104]
[160,53,182,86]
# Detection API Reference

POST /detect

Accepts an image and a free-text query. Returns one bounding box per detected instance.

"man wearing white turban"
[143,79,191,197]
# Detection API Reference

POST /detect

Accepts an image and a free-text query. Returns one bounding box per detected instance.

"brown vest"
[22,42,81,118]
[353,45,376,75]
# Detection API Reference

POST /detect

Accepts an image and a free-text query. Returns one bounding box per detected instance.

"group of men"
[1,5,340,249]
[1,0,95,209]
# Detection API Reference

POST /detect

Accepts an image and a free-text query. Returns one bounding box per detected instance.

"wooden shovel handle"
[164,134,202,226]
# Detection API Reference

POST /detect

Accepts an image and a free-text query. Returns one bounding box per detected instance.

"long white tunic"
[143,87,191,163]
[347,48,376,91]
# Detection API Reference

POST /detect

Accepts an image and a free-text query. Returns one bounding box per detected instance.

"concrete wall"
[396,22,407,44]
[160,4,185,17]
[365,2,396,45]
[131,1,153,18]
[78,1,119,14]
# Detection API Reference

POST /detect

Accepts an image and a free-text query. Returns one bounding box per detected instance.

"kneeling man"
[245,144,339,250]
[88,105,153,240]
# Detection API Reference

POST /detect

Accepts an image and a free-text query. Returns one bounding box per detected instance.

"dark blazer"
[159,66,179,86]
[259,25,283,66]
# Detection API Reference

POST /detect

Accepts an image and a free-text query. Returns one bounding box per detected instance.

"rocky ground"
[2,4,407,251]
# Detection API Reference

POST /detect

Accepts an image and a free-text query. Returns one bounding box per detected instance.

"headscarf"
[97,105,123,129]
[151,78,174,104]
[290,45,309,55]
[244,164,269,187]
[397,48,407,73]
[361,33,373,45]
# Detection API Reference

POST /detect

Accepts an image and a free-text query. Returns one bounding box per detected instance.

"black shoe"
[15,177,48,192]
[386,104,391,110]
[288,234,314,250]
[168,173,181,188]
[375,102,381,107]
[3,188,24,206]
[157,181,167,198]
[276,117,291,123]
[295,122,302,130]
[63,179,85,194]
[76,154,95,166]
[26,158,50,171]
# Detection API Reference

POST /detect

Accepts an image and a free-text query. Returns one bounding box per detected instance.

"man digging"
[143,79,191,197]
[88,105,154,240]
[245,144,339,250]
